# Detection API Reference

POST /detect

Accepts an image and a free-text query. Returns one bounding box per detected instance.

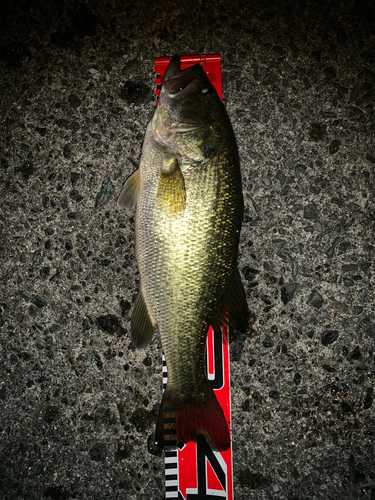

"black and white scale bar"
[162,355,168,390]
[165,451,178,499]
[163,354,179,498]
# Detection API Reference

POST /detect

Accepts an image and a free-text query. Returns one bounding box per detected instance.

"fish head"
[152,55,229,163]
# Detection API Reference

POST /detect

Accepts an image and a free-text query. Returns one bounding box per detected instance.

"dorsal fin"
[216,267,249,342]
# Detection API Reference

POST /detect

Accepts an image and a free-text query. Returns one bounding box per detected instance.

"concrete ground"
[0,0,374,499]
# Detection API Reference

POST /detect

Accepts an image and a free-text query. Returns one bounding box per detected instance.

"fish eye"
[201,86,209,94]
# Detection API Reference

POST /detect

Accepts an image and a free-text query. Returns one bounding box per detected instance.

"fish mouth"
[163,61,204,101]
[153,55,205,143]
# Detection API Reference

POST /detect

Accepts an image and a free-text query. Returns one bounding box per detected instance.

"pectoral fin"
[156,158,186,215]
[117,169,140,211]
[217,267,249,342]
[131,286,155,347]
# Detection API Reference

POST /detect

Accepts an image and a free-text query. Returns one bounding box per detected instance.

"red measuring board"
[155,55,233,500]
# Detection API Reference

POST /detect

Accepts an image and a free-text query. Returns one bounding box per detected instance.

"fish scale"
[139,166,237,381]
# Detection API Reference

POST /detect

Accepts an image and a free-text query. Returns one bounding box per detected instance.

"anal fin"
[131,286,155,347]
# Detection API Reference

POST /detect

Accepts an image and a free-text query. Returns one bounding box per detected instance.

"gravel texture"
[1,1,374,499]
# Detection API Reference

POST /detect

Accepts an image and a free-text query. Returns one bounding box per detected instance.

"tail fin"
[155,381,230,451]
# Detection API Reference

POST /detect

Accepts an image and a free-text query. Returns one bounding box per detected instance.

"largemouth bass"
[117,55,248,451]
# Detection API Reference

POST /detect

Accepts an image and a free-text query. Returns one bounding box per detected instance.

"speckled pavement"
[0,1,374,499]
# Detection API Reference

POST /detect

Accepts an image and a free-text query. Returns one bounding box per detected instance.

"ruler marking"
[166,485,178,492]
[165,475,178,481]
[165,462,178,470]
